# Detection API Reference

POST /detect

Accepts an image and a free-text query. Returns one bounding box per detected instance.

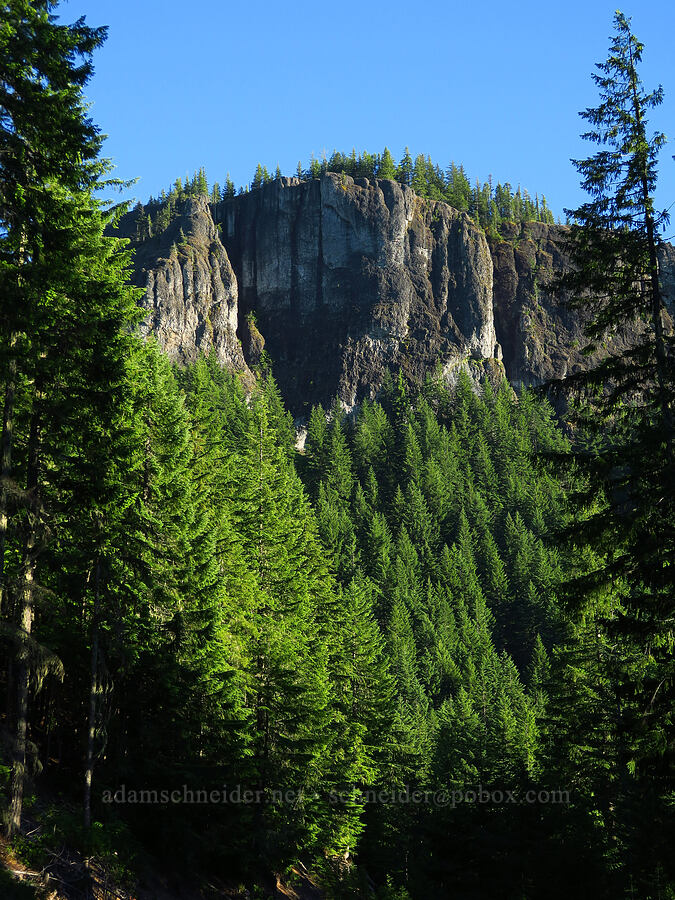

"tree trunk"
[3,225,25,615]
[0,349,18,617]
[6,401,41,838]
[84,558,101,831]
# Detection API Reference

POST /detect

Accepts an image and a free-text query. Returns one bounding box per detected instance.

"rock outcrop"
[490,221,674,390]
[120,176,674,414]
[215,174,499,412]
[118,196,251,375]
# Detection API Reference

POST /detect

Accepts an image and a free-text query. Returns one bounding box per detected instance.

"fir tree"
[549,13,675,891]
[378,147,397,180]
[397,147,413,187]
[0,1,142,836]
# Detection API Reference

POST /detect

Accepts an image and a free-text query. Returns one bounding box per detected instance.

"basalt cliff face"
[119,174,674,413]
[215,174,499,412]
[490,222,675,390]
[120,195,250,375]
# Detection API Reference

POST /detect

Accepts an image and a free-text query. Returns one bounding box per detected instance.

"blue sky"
[63,0,675,230]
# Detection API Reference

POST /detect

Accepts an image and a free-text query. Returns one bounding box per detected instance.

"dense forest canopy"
[1,4,673,900]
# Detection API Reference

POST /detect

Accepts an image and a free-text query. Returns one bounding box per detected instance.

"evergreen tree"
[378,147,397,180]
[229,391,335,862]
[550,12,675,891]
[224,173,236,199]
[397,147,413,186]
[0,0,142,837]
[319,572,394,853]
[252,163,265,190]
[302,403,328,496]
[411,154,428,197]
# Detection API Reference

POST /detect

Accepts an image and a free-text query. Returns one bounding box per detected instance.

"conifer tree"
[310,154,321,178]
[551,13,675,889]
[378,147,397,180]
[302,403,328,496]
[252,163,265,189]
[397,147,413,187]
[319,572,394,853]
[409,155,427,197]
[0,1,142,837]
[230,390,335,861]
[224,173,236,199]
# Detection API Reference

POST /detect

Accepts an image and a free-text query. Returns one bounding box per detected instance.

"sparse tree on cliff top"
[378,147,397,181]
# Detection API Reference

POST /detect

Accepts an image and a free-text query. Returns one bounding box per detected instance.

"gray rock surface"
[120,177,674,414]
[214,173,499,412]
[119,196,251,375]
[490,221,675,390]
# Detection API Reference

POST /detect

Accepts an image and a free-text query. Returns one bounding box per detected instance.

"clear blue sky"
[62,0,675,230]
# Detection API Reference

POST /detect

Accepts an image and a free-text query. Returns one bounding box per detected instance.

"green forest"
[1,4,673,899]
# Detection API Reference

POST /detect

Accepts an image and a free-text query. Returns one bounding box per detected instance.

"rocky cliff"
[214,173,499,412]
[118,196,251,376]
[490,221,675,390]
[120,175,674,413]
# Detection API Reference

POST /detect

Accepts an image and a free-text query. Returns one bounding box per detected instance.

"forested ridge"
[133,148,555,247]
[1,4,673,900]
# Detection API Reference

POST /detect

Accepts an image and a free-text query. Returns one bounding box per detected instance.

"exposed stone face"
[490,221,675,390]
[119,197,250,375]
[121,179,674,415]
[215,173,498,412]
[490,221,596,389]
